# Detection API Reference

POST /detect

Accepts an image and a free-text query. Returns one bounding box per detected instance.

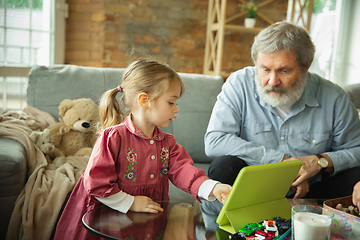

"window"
[288,0,359,87]
[0,0,67,110]
[308,0,337,81]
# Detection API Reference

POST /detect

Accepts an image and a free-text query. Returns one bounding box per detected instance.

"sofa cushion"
[343,83,360,109]
[27,65,125,120]
[169,73,223,163]
[27,65,223,163]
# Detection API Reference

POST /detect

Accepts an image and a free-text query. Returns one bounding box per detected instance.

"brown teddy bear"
[30,128,65,163]
[48,98,99,157]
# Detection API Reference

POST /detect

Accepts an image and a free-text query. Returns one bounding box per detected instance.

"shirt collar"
[301,73,319,108]
[123,114,164,141]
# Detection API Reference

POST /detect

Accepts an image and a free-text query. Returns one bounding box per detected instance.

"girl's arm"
[95,191,134,213]
[167,135,232,202]
[96,191,163,214]
[198,179,219,201]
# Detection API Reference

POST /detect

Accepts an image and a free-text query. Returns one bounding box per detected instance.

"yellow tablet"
[216,160,302,234]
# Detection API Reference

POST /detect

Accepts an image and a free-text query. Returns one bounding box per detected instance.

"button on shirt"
[205,67,360,177]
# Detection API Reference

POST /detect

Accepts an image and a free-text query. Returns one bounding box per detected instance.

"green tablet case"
[216,160,302,234]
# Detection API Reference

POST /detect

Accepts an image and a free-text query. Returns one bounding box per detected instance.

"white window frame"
[329,0,358,86]
[0,0,67,110]
[287,0,359,87]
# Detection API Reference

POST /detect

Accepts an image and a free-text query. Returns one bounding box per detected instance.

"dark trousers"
[208,155,360,199]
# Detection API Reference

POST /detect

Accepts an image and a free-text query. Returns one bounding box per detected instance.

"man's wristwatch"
[316,154,328,169]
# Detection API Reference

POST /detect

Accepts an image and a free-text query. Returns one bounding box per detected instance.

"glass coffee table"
[82,199,325,240]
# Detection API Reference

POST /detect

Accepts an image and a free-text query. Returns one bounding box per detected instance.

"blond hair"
[99,58,184,130]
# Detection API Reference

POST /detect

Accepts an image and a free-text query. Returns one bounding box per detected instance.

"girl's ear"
[137,93,149,110]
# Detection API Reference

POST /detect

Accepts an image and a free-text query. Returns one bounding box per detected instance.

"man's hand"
[352,181,360,208]
[212,183,232,204]
[130,196,163,213]
[284,155,326,187]
[291,179,310,198]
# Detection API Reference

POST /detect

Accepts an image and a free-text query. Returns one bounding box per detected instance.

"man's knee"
[200,200,223,231]
[338,166,360,195]
[306,166,360,199]
[208,156,248,185]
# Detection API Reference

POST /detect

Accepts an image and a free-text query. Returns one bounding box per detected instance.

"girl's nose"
[174,105,179,113]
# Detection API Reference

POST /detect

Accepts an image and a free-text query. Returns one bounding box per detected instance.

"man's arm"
[286,86,360,197]
[320,89,360,175]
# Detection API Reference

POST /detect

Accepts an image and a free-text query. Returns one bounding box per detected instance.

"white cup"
[291,205,333,240]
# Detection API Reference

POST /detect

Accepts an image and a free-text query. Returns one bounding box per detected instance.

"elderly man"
[201,21,360,230]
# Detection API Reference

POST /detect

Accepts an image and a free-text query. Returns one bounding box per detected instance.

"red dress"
[53,115,209,240]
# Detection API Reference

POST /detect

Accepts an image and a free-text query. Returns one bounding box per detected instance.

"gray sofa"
[0,64,224,239]
[2,65,360,239]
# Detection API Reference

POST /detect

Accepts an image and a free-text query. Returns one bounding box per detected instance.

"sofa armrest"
[343,83,360,109]
[0,138,27,239]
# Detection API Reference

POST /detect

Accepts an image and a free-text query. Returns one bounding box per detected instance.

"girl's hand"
[212,183,232,204]
[130,196,163,213]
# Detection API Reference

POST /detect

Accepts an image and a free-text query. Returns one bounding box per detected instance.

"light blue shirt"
[205,66,360,179]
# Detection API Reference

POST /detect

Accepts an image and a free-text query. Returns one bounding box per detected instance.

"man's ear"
[137,93,149,110]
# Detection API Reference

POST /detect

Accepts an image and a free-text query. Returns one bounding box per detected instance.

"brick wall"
[66,0,106,67]
[65,0,288,74]
[221,0,288,74]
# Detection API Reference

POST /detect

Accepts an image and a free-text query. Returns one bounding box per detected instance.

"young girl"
[54,58,232,240]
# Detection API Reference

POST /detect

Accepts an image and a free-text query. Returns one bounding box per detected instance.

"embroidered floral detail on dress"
[124,148,137,182]
[161,167,168,176]
[135,128,145,138]
[153,134,162,140]
[133,125,163,140]
[160,147,169,177]
[125,171,136,181]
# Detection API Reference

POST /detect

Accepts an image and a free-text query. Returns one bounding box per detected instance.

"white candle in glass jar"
[293,212,332,240]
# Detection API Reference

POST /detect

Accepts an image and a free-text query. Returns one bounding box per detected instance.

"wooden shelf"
[203,0,278,77]
[203,0,314,77]
[224,24,263,32]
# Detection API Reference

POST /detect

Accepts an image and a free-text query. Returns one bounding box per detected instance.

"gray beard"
[255,71,307,107]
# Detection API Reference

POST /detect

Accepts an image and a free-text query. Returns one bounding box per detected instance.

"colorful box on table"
[323,196,360,239]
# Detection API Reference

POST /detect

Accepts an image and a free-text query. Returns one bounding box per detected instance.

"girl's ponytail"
[98,87,126,130]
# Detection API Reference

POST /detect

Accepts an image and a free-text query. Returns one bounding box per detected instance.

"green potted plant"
[241,0,258,28]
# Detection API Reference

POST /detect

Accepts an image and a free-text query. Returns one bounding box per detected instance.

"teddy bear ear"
[30,131,40,142]
[43,128,50,135]
[58,99,74,116]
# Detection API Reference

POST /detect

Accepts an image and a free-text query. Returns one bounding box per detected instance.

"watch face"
[319,158,328,168]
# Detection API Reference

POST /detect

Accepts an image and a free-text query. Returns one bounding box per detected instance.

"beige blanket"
[1,107,90,240]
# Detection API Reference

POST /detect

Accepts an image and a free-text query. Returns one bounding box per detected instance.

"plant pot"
[244,18,256,28]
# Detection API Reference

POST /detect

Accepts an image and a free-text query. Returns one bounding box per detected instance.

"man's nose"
[268,72,280,86]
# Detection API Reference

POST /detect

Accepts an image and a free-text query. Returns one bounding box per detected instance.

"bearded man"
[200,21,360,231]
